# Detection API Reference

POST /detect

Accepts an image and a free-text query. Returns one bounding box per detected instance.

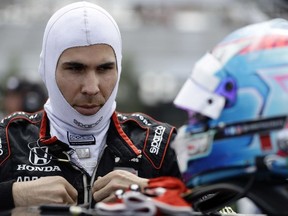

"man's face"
[56,44,118,116]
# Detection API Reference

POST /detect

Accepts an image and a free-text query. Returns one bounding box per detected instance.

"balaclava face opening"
[38,1,122,143]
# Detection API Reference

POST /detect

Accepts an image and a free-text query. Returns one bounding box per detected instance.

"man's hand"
[12,176,78,207]
[92,170,148,203]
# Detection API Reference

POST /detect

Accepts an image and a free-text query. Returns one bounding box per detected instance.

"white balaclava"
[38,2,122,173]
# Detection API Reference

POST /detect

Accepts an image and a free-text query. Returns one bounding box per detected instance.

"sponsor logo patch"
[29,146,51,166]
[73,117,103,128]
[67,132,96,145]
[149,125,166,155]
[17,164,61,172]
[0,138,3,156]
[131,113,152,126]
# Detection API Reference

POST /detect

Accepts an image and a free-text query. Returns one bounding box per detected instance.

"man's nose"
[81,71,100,95]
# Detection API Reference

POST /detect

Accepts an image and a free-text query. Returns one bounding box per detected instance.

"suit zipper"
[63,151,91,205]
[88,144,107,208]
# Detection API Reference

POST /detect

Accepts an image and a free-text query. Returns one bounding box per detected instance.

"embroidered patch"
[143,125,170,169]
[0,136,10,165]
[75,148,91,159]
[67,132,96,145]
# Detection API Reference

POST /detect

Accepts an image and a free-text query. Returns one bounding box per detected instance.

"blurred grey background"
[0,0,287,126]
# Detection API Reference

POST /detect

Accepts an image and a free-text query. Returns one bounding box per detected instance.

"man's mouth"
[74,104,101,116]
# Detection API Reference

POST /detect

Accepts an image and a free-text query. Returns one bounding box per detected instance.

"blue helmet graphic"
[173,19,288,188]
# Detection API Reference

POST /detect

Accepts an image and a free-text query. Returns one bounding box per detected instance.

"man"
[0,1,180,210]
[1,77,47,118]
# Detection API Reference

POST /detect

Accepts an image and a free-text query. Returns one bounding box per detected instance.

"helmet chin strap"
[183,173,256,214]
[187,111,210,125]
[176,115,288,185]
[213,115,287,140]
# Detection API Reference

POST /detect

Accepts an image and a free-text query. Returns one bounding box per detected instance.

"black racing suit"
[0,110,181,210]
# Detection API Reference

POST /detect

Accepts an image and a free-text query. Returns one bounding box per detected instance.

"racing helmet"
[172,18,288,188]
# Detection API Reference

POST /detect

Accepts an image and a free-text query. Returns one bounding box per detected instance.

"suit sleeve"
[160,131,182,179]
[0,120,16,210]
[0,180,15,210]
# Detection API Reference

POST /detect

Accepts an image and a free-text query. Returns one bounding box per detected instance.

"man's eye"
[98,64,115,72]
[99,66,110,71]
[66,65,84,72]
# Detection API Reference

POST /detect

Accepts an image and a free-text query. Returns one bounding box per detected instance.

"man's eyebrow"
[98,61,116,67]
[59,61,116,70]
[61,61,86,68]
